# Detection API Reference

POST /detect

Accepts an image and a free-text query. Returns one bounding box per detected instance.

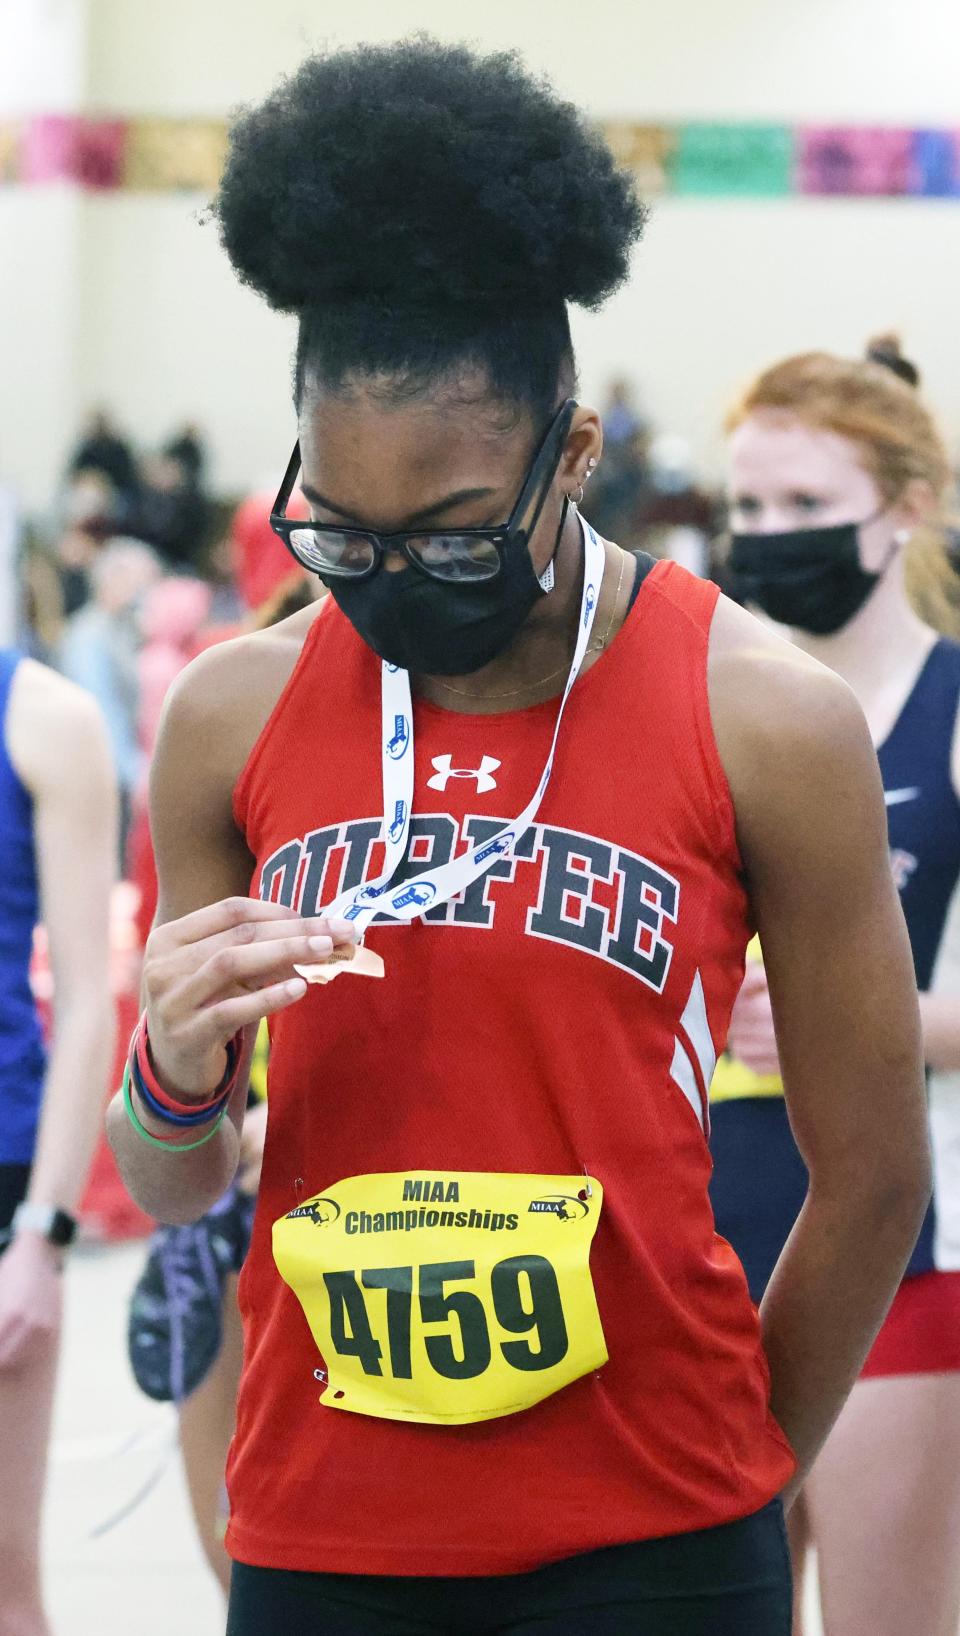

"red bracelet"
[130,1014,243,1119]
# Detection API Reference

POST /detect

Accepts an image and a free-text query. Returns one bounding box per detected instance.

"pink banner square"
[798,126,915,196]
[20,115,126,188]
[20,114,78,183]
[76,119,126,189]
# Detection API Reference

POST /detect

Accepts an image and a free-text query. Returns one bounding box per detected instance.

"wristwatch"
[11,1202,79,1248]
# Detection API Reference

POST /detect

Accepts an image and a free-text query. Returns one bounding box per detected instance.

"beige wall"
[85,0,960,122]
[3,0,960,509]
[0,0,88,113]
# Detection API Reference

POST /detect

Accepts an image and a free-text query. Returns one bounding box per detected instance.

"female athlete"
[108,42,929,1635]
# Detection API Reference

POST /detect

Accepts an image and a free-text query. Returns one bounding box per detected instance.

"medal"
[298,942,386,986]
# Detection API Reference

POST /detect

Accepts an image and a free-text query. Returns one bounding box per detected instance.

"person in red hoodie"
[229,489,309,614]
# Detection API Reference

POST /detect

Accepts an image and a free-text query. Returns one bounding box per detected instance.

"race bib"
[273,1170,607,1425]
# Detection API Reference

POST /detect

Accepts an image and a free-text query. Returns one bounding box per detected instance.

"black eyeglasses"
[269,398,578,585]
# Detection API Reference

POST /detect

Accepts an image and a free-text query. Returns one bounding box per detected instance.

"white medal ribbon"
[297,515,605,977]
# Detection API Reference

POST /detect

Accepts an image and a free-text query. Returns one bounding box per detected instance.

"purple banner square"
[798,126,914,196]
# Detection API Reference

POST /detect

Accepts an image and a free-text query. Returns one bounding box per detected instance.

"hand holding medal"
[139,899,364,1101]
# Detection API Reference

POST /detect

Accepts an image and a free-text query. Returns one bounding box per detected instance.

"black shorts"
[227,1499,791,1635]
[0,1162,31,1256]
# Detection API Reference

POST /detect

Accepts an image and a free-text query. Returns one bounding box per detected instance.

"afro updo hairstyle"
[215,37,646,431]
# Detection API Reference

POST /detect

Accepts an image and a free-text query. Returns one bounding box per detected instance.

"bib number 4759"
[323,1255,569,1381]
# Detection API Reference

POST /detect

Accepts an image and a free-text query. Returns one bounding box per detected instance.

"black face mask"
[326,507,565,676]
[728,518,893,636]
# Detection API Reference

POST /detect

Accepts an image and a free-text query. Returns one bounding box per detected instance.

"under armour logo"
[427,754,501,794]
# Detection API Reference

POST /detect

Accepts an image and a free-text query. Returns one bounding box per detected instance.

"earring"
[569,461,596,507]
[894,528,911,546]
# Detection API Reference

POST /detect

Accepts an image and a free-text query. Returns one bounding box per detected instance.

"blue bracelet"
[130,1053,230,1129]
[123,1067,227,1152]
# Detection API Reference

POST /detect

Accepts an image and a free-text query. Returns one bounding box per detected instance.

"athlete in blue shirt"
[713,337,960,1636]
[0,651,116,1636]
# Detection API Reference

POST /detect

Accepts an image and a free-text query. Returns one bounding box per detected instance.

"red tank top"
[226,560,795,1577]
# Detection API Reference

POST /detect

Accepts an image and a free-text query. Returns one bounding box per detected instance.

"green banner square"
[674,122,793,197]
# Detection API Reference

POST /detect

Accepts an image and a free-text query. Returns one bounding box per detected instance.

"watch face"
[50,1210,78,1247]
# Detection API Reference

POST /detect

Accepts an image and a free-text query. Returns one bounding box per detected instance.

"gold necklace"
[428,548,629,702]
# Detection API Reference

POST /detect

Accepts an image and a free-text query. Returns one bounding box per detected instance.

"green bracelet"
[123,1066,227,1152]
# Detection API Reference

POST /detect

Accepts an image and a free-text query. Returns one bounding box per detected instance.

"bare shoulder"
[7,657,112,796]
[158,602,321,787]
[707,594,883,867]
[9,654,103,733]
[708,593,870,773]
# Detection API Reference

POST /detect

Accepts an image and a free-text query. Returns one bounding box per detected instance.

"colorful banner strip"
[0,115,226,193]
[2,115,960,199]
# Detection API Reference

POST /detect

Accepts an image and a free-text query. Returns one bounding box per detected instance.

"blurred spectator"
[137,576,215,753]
[630,434,718,575]
[55,468,122,617]
[202,527,248,625]
[20,472,120,661]
[63,467,118,536]
[128,575,227,934]
[602,377,647,448]
[163,422,207,487]
[134,451,211,571]
[68,408,139,508]
[579,376,653,544]
[582,429,650,547]
[251,570,323,629]
[229,487,309,612]
[58,538,160,858]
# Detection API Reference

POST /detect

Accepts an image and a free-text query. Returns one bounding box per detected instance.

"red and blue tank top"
[226,560,795,1577]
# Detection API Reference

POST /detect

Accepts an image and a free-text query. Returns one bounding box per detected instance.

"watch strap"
[12,1202,79,1247]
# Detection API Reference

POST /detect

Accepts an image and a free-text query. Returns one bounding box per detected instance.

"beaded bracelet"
[122,1065,227,1152]
[131,1013,243,1119]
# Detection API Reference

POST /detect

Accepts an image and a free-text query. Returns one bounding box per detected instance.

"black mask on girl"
[326,507,566,676]
[728,516,895,636]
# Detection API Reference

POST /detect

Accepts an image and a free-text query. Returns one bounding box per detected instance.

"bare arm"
[106,644,267,1223]
[712,601,930,1490]
[7,662,117,1219]
[106,631,353,1224]
[916,996,960,1072]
